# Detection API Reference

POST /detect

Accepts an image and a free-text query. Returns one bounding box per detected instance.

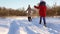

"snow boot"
[44,24,46,27]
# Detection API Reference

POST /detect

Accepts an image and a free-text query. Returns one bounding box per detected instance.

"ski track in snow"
[0,17,60,34]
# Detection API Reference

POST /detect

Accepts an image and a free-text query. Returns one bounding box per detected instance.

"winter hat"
[40,0,46,6]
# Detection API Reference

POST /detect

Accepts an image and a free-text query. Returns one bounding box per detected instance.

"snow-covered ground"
[0,16,60,34]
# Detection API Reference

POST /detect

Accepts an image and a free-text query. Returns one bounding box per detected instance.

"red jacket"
[34,5,46,17]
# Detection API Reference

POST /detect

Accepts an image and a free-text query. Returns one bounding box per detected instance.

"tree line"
[0,7,27,16]
[0,6,60,17]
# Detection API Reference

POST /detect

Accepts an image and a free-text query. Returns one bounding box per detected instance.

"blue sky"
[0,0,60,9]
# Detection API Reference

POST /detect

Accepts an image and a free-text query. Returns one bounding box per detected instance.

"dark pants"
[28,17,32,22]
[39,17,46,25]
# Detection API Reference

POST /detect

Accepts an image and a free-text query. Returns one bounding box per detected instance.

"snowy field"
[0,16,60,34]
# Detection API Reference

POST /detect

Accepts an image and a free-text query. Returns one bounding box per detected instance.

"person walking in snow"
[25,5,33,22]
[34,1,47,26]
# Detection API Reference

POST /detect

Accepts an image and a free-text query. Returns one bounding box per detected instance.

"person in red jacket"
[34,1,47,26]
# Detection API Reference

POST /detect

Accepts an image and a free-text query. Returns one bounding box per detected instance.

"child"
[26,5,32,22]
[34,1,47,26]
